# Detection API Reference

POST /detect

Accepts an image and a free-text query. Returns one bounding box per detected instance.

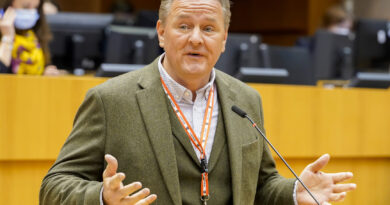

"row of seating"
[46,12,390,88]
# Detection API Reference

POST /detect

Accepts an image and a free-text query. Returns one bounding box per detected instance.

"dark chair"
[215,33,262,76]
[268,45,316,85]
[134,10,159,28]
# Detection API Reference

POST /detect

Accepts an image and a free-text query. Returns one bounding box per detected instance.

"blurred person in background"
[296,4,353,50]
[0,0,62,75]
[322,5,353,36]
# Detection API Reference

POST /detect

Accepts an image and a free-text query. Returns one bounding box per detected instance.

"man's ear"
[221,29,228,53]
[156,20,165,48]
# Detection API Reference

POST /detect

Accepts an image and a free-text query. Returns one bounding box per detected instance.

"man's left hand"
[296,154,357,205]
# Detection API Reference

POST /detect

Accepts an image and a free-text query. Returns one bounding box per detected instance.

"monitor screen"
[215,33,262,76]
[95,25,162,77]
[313,30,354,80]
[348,72,390,89]
[236,67,289,84]
[216,33,291,84]
[103,25,161,65]
[268,45,316,85]
[354,19,390,72]
[46,12,114,71]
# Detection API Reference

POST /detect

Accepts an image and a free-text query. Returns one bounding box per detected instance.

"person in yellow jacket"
[0,0,60,75]
[12,29,45,74]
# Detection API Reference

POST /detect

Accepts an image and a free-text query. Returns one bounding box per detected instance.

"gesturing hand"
[102,154,157,205]
[0,7,16,38]
[297,154,356,205]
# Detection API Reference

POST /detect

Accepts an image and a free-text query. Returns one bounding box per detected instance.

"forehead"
[169,0,223,19]
[12,0,40,9]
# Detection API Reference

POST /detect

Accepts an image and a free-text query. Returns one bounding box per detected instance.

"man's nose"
[189,27,203,46]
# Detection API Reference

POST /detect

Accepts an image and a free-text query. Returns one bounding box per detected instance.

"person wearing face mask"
[0,0,60,75]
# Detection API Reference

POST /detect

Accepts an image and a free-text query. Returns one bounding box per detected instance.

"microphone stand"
[232,106,320,205]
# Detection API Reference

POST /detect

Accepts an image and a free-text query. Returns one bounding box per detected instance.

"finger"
[3,7,15,20]
[322,202,331,205]
[122,188,151,204]
[134,194,158,205]
[119,182,143,197]
[329,172,353,183]
[333,183,357,193]
[329,192,347,202]
[45,65,57,70]
[103,154,118,178]
[107,172,125,190]
[307,154,330,172]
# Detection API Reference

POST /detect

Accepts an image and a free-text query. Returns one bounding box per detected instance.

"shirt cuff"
[293,180,299,205]
[100,186,105,205]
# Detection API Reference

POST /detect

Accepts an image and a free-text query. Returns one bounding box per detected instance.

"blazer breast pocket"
[240,139,262,204]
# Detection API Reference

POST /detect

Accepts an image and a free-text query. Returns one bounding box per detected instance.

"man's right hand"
[103,154,157,205]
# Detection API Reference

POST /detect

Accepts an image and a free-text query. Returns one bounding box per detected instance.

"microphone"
[231,105,320,205]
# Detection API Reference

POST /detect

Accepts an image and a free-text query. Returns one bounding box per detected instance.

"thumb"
[308,154,330,172]
[103,154,118,178]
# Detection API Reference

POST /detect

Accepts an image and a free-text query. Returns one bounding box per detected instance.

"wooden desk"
[0,74,389,204]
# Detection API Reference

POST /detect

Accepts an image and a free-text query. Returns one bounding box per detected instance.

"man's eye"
[179,25,189,30]
[204,26,214,32]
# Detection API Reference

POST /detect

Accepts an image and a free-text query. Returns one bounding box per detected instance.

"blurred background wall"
[355,0,390,20]
[56,0,343,45]
[56,0,390,42]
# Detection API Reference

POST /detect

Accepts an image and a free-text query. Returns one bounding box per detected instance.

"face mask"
[14,9,40,30]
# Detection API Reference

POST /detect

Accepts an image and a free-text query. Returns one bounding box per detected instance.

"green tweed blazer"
[40,58,296,205]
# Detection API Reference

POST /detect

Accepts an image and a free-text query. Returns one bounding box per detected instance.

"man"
[40,0,356,204]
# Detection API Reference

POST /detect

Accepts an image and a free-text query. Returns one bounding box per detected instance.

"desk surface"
[0,74,389,205]
[1,74,389,159]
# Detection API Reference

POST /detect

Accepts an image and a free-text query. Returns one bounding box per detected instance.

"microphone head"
[231,105,247,118]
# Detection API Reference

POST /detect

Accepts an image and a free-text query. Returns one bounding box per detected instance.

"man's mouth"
[187,52,203,57]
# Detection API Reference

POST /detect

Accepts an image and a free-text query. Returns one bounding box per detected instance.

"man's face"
[157,0,228,84]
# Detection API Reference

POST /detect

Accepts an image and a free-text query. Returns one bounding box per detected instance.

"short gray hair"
[159,0,231,29]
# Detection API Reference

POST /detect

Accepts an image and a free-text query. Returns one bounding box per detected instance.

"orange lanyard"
[161,77,214,203]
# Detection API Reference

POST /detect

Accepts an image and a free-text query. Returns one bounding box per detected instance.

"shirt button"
[185,91,190,97]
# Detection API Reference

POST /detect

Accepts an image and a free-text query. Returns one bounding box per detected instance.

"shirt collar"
[158,53,216,103]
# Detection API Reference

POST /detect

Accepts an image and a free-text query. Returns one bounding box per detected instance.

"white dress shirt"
[158,54,219,162]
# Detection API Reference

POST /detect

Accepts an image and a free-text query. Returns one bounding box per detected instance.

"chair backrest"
[268,45,316,85]
[215,33,262,76]
[312,30,354,80]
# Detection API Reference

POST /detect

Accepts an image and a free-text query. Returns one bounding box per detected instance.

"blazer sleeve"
[254,94,296,205]
[40,88,106,205]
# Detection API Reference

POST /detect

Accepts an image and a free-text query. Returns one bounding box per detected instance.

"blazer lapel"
[168,104,201,165]
[135,62,182,205]
[216,73,253,205]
